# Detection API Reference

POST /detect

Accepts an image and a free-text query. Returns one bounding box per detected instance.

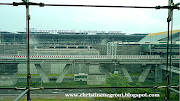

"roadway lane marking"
[52,92,64,94]
[53,89,62,91]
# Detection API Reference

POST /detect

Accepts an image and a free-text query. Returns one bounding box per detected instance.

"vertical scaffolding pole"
[166,0,173,99]
[170,9,173,86]
[166,20,170,100]
[25,0,31,100]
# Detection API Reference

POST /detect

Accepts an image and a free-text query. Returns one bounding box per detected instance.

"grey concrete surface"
[56,64,70,83]
[138,65,151,82]
[34,64,50,83]
[121,67,133,82]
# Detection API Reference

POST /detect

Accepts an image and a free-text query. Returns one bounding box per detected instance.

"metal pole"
[169,87,180,94]
[169,10,173,84]
[165,0,173,99]
[166,21,170,100]
[25,0,31,100]
[14,89,29,101]
[179,25,180,101]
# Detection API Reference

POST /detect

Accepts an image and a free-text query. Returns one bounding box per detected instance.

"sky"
[0,0,180,34]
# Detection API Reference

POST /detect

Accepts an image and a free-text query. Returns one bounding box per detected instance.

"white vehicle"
[74,73,88,81]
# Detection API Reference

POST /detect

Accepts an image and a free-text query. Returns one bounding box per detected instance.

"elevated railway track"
[0,55,179,64]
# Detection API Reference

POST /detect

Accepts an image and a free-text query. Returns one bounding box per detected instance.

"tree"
[105,73,130,93]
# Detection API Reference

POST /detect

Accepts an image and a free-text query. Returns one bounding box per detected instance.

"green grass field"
[2,99,91,101]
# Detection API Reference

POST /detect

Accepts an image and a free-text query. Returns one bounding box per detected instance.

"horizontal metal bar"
[0,87,26,90]
[43,4,157,9]
[0,2,179,10]
[155,86,179,88]
[30,87,44,91]
[43,86,167,89]
[14,89,29,101]
[0,86,178,90]
[43,86,178,89]
[0,3,13,5]
[169,87,180,94]
[0,87,15,89]
[14,87,26,90]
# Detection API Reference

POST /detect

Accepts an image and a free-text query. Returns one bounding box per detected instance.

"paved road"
[0,88,104,95]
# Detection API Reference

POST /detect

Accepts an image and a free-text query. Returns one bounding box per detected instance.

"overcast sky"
[0,0,180,34]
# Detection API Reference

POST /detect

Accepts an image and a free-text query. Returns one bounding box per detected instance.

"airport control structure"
[0,30,179,86]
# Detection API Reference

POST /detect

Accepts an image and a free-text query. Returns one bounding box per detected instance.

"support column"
[0,73,18,86]
[100,66,112,76]
[121,67,133,82]
[51,64,66,74]
[70,63,89,74]
[56,64,70,83]
[138,65,151,82]
[89,63,100,74]
[155,65,163,83]
[34,64,49,83]
[69,61,75,74]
